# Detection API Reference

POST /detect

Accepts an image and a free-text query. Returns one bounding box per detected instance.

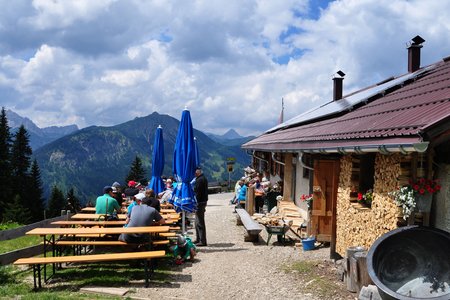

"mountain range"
[206,129,255,147]
[6,110,79,150]
[8,110,252,204]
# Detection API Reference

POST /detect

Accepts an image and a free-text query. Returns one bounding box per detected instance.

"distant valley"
[8,110,252,204]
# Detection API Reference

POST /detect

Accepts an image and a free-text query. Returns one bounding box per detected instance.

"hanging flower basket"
[415,193,432,213]
[390,178,441,218]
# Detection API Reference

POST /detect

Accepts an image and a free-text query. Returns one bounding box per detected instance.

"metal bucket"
[367,225,450,300]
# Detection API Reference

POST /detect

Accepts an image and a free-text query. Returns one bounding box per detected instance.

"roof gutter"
[246,142,429,154]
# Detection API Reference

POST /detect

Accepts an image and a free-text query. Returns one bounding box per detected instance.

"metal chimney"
[407,35,425,73]
[333,70,345,101]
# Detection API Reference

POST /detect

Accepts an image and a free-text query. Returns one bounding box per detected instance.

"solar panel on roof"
[267,64,436,133]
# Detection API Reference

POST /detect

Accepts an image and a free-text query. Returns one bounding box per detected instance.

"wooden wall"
[335,153,402,256]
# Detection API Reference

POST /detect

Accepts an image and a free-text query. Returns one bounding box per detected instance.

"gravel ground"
[131,192,347,300]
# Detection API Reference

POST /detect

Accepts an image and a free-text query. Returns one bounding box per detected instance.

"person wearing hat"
[119,196,165,244]
[127,192,145,215]
[172,234,196,264]
[110,186,124,207]
[158,179,174,204]
[193,167,208,246]
[95,186,121,215]
[124,180,140,198]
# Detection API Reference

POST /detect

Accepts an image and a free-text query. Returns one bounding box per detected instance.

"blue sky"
[1,0,450,136]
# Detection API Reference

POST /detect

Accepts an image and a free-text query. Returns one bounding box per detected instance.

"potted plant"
[409,178,441,212]
[390,186,416,220]
[357,189,373,208]
[300,194,313,210]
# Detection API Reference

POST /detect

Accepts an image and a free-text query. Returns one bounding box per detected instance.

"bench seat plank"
[53,240,169,246]
[236,208,262,242]
[13,250,166,265]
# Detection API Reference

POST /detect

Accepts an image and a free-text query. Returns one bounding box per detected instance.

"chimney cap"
[407,35,426,48]
[333,70,345,79]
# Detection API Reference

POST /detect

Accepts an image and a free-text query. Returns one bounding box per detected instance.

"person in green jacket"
[95,186,121,215]
[173,235,196,264]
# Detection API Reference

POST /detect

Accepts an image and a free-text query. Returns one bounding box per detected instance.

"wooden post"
[354,251,373,294]
[246,185,255,216]
[345,246,366,293]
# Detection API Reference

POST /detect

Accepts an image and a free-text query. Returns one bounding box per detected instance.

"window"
[350,154,375,208]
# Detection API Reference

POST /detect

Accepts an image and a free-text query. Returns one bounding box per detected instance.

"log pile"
[336,154,403,256]
[251,198,303,231]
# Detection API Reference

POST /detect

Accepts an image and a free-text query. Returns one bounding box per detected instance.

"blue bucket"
[302,237,316,251]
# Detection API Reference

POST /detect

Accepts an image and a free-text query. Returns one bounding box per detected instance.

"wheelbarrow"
[264,224,290,245]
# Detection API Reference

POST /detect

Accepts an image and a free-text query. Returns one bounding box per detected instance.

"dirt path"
[131,192,346,300]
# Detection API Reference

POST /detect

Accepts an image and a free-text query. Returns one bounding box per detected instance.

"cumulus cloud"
[1,0,450,136]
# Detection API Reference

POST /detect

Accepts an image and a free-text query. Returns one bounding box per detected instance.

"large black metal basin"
[367,226,450,300]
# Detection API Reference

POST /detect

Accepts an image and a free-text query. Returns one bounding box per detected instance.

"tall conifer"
[10,125,32,215]
[47,185,66,218]
[29,159,45,221]
[0,107,12,221]
[125,155,147,185]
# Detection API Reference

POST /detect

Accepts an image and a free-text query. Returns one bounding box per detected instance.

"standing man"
[194,167,208,246]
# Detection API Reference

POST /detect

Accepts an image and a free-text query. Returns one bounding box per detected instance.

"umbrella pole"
[182,211,186,234]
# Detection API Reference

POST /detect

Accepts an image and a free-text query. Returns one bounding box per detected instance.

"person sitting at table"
[127,192,145,216]
[111,182,124,206]
[124,180,139,198]
[95,186,121,215]
[144,188,161,212]
[119,197,165,244]
[237,180,248,208]
[158,179,174,204]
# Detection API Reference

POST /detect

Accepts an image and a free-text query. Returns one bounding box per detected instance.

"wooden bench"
[14,250,166,289]
[235,208,262,242]
[54,239,170,255]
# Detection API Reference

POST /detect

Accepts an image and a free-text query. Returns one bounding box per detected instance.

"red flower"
[408,178,441,196]
[357,193,363,200]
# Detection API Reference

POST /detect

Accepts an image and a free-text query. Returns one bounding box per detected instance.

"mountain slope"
[6,109,79,150]
[206,129,255,147]
[34,112,250,204]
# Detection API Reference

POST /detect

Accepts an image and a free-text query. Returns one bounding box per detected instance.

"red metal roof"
[243,58,450,152]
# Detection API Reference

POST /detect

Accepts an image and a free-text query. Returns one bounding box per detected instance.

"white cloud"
[1,0,450,136]
[28,0,114,29]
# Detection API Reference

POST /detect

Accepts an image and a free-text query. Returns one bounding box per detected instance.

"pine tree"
[66,188,81,213]
[3,194,32,224]
[47,186,66,218]
[125,155,147,185]
[28,159,45,222]
[10,125,32,212]
[0,107,12,221]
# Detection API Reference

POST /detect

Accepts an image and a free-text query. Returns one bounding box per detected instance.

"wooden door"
[311,159,340,248]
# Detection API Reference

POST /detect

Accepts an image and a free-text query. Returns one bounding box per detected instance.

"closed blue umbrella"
[149,125,165,195]
[170,108,197,216]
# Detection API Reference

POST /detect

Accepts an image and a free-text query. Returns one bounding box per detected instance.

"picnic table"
[27,226,170,260]
[80,207,97,213]
[51,220,127,227]
[23,226,170,289]
[71,213,127,220]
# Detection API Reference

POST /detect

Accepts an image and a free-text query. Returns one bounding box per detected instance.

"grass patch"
[0,221,41,254]
[0,258,173,299]
[0,235,41,254]
[0,221,22,231]
[283,260,349,299]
